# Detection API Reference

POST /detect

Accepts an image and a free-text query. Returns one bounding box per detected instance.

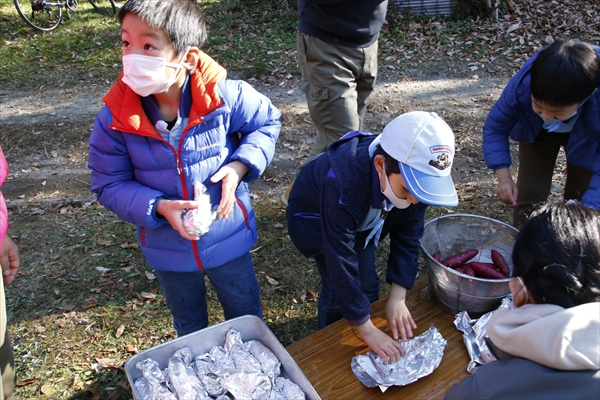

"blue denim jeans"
[315,230,379,329]
[155,252,262,336]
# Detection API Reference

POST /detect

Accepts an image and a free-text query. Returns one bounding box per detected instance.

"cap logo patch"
[429,153,451,170]
[430,145,453,155]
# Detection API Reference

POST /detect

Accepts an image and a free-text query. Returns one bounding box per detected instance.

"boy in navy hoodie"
[286,111,458,363]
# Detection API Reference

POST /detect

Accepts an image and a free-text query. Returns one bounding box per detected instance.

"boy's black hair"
[118,0,207,56]
[530,39,600,107]
[512,202,600,308]
[373,144,400,176]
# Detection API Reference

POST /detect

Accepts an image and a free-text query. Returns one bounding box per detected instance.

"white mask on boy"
[122,52,187,97]
[379,171,411,209]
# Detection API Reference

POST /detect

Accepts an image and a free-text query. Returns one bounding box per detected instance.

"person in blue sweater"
[286,111,458,364]
[483,39,600,226]
[88,0,280,336]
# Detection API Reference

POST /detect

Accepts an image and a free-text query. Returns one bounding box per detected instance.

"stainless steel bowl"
[420,214,519,317]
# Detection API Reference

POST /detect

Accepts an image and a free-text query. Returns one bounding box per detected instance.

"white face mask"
[122,53,187,97]
[379,172,411,209]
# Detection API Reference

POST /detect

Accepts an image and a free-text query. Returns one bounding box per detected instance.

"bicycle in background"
[14,0,117,32]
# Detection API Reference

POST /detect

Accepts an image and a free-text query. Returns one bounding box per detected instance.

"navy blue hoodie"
[286,132,427,325]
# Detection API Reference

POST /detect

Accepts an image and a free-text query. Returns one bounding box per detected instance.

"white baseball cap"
[380,111,458,206]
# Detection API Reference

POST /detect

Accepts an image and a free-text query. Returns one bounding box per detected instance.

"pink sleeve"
[0,146,8,247]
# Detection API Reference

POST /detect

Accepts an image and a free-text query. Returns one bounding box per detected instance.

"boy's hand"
[356,319,406,364]
[156,199,200,241]
[495,168,518,206]
[385,283,417,342]
[1,235,20,286]
[210,161,248,220]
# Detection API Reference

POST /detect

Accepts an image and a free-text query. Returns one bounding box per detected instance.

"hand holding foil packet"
[453,295,513,374]
[182,182,216,236]
[351,324,447,392]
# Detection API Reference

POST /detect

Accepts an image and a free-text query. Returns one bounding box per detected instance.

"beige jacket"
[487,302,600,370]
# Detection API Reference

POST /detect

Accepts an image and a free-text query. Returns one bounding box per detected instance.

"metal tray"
[125,315,321,399]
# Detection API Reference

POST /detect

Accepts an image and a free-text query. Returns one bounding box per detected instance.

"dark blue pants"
[155,252,262,336]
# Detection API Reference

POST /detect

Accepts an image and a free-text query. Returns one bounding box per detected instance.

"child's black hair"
[512,202,600,308]
[118,0,207,56]
[373,144,400,176]
[530,39,600,107]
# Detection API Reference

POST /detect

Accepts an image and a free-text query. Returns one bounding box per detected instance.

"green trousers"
[297,31,378,164]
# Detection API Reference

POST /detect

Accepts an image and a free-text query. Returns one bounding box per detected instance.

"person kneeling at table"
[446,202,600,400]
[286,111,458,364]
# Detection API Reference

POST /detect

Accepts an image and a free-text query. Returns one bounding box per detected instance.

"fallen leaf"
[95,266,110,274]
[145,271,156,280]
[97,240,112,246]
[16,377,40,387]
[266,275,279,286]
[82,299,99,309]
[40,384,52,394]
[140,292,156,300]
[115,324,125,338]
[33,325,47,334]
[120,242,139,249]
[126,344,138,353]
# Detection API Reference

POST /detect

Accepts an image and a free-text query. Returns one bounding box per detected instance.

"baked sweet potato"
[442,249,478,268]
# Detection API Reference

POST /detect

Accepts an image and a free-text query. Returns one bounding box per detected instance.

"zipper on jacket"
[236,198,251,229]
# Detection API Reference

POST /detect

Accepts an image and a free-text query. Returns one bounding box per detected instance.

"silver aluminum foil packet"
[453,295,514,374]
[351,324,447,392]
[182,181,216,236]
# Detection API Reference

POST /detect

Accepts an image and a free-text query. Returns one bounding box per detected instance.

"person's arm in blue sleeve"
[483,76,523,206]
[88,107,176,229]
[383,203,426,342]
[211,80,281,219]
[320,178,406,364]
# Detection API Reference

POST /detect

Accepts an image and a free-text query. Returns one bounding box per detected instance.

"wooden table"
[286,276,471,399]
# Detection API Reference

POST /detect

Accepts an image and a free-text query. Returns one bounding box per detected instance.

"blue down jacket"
[286,132,428,323]
[88,54,281,272]
[482,45,600,209]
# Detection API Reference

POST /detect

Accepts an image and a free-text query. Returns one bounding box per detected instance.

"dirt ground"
[0,63,526,211]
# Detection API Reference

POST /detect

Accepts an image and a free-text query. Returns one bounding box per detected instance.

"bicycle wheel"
[87,0,115,16]
[66,0,78,11]
[13,0,62,31]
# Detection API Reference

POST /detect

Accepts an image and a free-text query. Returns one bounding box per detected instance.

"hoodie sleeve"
[320,175,372,326]
[383,203,428,289]
[88,107,168,229]
[219,80,281,182]
[581,139,600,210]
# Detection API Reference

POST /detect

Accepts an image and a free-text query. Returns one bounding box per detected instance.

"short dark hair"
[118,0,207,55]
[530,39,600,107]
[373,144,400,176]
[512,202,600,308]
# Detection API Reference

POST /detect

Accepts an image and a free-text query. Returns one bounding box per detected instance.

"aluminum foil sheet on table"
[453,295,513,374]
[351,324,447,392]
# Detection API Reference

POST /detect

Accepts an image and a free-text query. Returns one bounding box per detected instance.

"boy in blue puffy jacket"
[483,39,600,226]
[88,0,280,336]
